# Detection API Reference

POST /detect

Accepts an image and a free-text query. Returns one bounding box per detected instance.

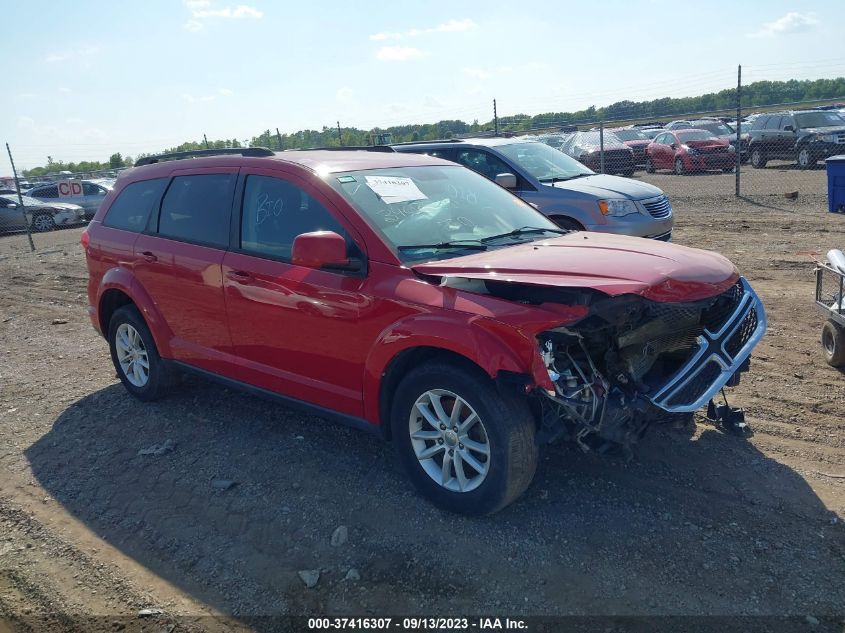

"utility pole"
[493,99,499,136]
[203,133,210,149]
[276,127,283,150]
[337,121,343,145]
[735,64,741,197]
[5,143,34,251]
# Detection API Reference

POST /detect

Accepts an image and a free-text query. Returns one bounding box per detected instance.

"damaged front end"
[533,277,766,453]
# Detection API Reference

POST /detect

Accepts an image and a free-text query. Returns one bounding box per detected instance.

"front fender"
[362,313,543,424]
[98,268,173,357]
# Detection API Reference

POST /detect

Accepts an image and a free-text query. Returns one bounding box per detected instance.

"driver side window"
[455,150,512,182]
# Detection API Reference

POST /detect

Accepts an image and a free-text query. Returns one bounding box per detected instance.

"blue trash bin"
[827,155,845,213]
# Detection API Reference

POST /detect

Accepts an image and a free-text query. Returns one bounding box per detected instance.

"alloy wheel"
[114,323,150,387]
[409,389,490,493]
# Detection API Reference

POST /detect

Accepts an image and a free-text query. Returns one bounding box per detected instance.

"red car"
[83,147,765,514]
[609,127,652,167]
[646,129,737,175]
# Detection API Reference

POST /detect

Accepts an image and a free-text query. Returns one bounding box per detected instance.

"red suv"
[646,129,736,175]
[83,147,766,514]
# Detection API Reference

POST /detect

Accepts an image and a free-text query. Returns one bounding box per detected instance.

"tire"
[722,166,735,173]
[31,212,55,232]
[108,304,172,401]
[674,158,685,176]
[645,157,655,173]
[821,320,845,367]
[550,216,584,232]
[390,362,538,515]
[750,148,767,169]
[796,147,815,169]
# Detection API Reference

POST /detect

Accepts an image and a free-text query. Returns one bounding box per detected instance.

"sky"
[2,0,845,172]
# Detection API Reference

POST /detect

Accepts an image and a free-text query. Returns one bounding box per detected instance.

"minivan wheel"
[31,213,55,232]
[108,305,171,401]
[391,362,538,515]
[674,158,685,175]
[796,147,814,169]
[821,320,845,367]
[750,148,767,169]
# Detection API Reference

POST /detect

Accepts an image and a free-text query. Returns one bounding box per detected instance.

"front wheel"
[391,362,538,515]
[750,148,767,169]
[796,147,815,169]
[645,157,655,173]
[31,212,55,232]
[674,158,686,175]
[108,305,172,401]
[822,320,845,367]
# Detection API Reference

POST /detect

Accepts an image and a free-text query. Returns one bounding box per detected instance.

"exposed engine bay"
[480,277,765,454]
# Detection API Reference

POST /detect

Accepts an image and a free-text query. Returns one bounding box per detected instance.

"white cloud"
[192,4,263,18]
[182,93,217,103]
[218,88,233,96]
[185,0,210,7]
[368,18,477,41]
[463,67,492,80]
[749,11,819,38]
[58,87,72,94]
[44,46,100,63]
[184,19,203,31]
[376,46,430,62]
[336,86,354,103]
[16,92,37,99]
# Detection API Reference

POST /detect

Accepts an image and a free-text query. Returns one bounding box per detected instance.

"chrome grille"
[642,195,673,219]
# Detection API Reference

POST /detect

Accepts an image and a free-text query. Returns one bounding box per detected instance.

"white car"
[0,194,85,232]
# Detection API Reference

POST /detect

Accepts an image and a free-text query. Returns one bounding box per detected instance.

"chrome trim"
[648,277,767,412]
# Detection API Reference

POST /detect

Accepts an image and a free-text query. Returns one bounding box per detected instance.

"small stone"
[51,318,68,325]
[138,608,163,617]
[298,569,320,588]
[331,525,348,547]
[345,568,361,581]
[211,479,236,491]
[137,439,175,456]
[805,615,819,626]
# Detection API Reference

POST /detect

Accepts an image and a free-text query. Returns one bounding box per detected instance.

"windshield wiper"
[539,173,591,183]
[481,226,570,243]
[397,240,488,252]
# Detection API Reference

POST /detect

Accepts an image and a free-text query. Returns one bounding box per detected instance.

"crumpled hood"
[412,232,739,302]
[802,125,845,135]
[550,174,663,201]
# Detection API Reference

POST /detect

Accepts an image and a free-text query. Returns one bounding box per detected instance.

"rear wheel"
[108,305,172,401]
[796,147,815,169]
[750,147,767,169]
[674,158,685,176]
[391,362,538,515]
[31,212,55,232]
[821,320,845,367]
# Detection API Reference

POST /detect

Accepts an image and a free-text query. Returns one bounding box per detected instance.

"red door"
[222,169,370,417]
[132,168,239,377]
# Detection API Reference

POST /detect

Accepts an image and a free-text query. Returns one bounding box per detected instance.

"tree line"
[22,76,845,177]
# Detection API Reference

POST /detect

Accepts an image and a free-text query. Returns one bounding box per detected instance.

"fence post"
[5,143,35,252]
[735,64,741,197]
[599,120,605,174]
[493,99,499,136]
[337,121,342,145]
[276,127,283,150]
[203,133,210,149]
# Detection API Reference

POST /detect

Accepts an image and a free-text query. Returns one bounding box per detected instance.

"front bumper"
[684,153,736,170]
[648,277,766,412]
[807,139,845,160]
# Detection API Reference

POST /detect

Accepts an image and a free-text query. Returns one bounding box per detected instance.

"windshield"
[695,122,734,136]
[574,131,625,147]
[496,141,594,181]
[329,165,560,262]
[794,111,845,128]
[677,130,718,142]
[613,129,648,141]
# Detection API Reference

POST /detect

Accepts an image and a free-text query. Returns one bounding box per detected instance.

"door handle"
[141,251,157,263]
[226,270,254,284]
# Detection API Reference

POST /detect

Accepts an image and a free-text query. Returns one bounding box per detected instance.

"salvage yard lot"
[1,180,845,628]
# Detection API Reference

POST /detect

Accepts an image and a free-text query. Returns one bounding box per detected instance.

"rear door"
[778,114,797,158]
[132,169,239,376]
[81,182,110,217]
[222,169,369,417]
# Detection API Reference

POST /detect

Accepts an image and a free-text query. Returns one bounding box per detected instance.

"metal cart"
[815,262,845,367]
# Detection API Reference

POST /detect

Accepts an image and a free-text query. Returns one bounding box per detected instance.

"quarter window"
[240,175,349,261]
[103,178,168,232]
[158,174,235,247]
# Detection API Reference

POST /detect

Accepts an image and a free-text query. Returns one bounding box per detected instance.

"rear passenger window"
[32,185,58,199]
[158,174,235,247]
[240,175,348,261]
[765,116,782,130]
[103,178,167,232]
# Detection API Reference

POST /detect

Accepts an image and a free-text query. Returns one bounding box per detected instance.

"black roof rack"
[284,145,395,153]
[390,139,465,146]
[134,147,274,167]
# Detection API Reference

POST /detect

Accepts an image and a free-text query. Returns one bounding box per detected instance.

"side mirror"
[669,143,677,149]
[494,172,517,189]
[291,231,351,270]
[783,125,794,132]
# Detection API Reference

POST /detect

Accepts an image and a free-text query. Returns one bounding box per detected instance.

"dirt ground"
[1,165,844,631]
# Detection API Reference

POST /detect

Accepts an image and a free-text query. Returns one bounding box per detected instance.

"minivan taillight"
[80,228,90,249]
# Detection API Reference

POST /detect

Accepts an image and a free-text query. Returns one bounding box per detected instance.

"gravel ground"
[1,183,844,631]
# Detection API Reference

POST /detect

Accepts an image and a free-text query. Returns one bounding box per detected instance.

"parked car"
[664,120,694,130]
[0,194,85,232]
[393,137,672,240]
[747,110,845,169]
[556,131,636,175]
[639,127,664,139]
[609,127,652,166]
[28,179,112,219]
[689,119,748,162]
[83,147,766,514]
[646,129,736,175]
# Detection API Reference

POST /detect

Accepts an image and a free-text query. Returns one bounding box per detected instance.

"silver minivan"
[394,138,673,240]
[27,180,112,221]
